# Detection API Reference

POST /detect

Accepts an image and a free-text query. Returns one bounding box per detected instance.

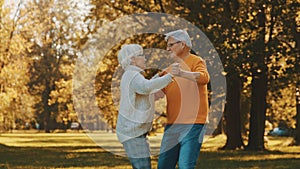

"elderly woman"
[116,44,174,169]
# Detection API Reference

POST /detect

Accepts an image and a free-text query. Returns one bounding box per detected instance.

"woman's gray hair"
[117,44,143,69]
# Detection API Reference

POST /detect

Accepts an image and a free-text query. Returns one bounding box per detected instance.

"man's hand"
[171,63,181,76]
[154,90,165,100]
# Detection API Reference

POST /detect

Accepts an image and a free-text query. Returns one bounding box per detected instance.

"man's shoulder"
[188,54,204,62]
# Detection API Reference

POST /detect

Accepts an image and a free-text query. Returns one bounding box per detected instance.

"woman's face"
[132,55,146,69]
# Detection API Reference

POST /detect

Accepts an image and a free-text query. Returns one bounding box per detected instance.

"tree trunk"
[222,75,244,149]
[295,82,300,145]
[246,5,267,151]
[246,71,267,150]
[43,80,52,133]
[212,118,223,136]
[291,6,300,144]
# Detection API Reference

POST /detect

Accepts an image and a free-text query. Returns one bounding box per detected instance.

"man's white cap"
[117,44,143,69]
[164,29,192,48]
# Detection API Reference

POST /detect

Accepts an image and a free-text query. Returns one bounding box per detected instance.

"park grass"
[0,131,299,169]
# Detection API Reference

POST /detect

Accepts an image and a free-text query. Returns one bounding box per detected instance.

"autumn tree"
[16,0,94,132]
[0,0,34,131]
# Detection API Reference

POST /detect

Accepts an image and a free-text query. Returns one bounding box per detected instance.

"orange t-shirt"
[162,54,210,124]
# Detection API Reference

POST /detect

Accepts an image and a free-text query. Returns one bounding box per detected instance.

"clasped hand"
[171,63,181,76]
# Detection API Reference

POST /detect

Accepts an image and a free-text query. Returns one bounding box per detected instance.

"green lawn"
[0,131,299,169]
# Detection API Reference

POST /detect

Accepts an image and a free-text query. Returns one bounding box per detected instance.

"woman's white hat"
[117,44,143,69]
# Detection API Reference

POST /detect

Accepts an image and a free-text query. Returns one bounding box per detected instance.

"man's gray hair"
[165,29,192,48]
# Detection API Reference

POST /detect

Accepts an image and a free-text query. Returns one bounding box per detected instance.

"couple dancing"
[116,29,210,169]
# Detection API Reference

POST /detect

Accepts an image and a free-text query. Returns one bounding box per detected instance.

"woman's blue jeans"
[158,124,206,169]
[123,134,151,169]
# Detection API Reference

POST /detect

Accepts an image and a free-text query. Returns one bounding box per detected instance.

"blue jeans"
[123,134,152,169]
[158,124,206,169]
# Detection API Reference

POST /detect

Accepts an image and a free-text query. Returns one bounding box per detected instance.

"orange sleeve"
[193,57,210,85]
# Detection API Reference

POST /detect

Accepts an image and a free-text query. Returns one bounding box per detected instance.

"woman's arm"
[131,72,173,95]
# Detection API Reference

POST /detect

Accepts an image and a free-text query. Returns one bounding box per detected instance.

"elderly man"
[157,30,210,169]
[116,44,174,169]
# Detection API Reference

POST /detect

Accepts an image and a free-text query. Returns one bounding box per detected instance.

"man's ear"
[181,42,186,49]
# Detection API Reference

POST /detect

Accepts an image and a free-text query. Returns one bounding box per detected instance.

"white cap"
[117,44,143,69]
[165,29,192,48]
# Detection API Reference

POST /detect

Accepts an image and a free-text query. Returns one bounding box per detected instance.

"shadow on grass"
[1,143,300,169]
[196,150,300,169]
[0,144,130,169]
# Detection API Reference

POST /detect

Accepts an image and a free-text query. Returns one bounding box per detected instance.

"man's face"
[166,37,183,60]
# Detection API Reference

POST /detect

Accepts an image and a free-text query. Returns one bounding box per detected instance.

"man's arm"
[171,61,209,84]
[177,70,200,81]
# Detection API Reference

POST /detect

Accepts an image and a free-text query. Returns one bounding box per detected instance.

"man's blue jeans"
[158,124,206,169]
